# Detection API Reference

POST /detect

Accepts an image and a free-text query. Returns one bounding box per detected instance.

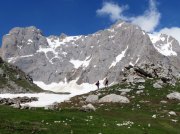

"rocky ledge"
[120,62,179,87]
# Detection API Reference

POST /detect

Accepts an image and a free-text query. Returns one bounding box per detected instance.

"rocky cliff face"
[1,21,180,87]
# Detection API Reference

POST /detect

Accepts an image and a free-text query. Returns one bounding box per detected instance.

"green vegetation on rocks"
[0,57,42,93]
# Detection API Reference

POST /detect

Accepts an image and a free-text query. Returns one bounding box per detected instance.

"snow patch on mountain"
[109,46,128,68]
[116,22,124,28]
[7,54,34,63]
[35,35,83,64]
[37,46,60,64]
[27,39,33,45]
[70,56,92,69]
[47,36,81,47]
[149,34,177,56]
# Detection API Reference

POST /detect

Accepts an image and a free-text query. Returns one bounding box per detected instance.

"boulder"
[11,103,21,109]
[98,94,130,103]
[21,104,30,109]
[44,102,59,110]
[80,103,96,112]
[120,92,127,96]
[126,75,145,84]
[153,83,162,89]
[138,85,145,89]
[167,92,180,101]
[169,111,176,116]
[79,100,86,105]
[134,67,153,78]
[85,95,98,103]
[135,77,146,83]
[119,89,132,93]
[160,100,167,104]
[16,74,21,80]
[156,79,164,84]
[136,90,144,95]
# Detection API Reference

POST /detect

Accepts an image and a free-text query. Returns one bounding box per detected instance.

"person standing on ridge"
[104,78,108,88]
[95,81,100,89]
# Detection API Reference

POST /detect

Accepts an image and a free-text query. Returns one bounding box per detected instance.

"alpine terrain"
[0,21,180,134]
[1,21,180,93]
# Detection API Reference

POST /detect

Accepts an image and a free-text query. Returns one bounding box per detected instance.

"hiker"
[95,81,100,89]
[104,78,108,88]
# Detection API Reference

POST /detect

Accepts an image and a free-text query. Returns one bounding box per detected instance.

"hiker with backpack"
[104,78,108,88]
[95,81,100,89]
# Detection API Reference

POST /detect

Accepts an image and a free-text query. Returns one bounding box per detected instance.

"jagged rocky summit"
[1,21,180,88]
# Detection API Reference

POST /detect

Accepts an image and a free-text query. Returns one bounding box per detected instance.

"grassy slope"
[0,59,42,93]
[0,80,180,134]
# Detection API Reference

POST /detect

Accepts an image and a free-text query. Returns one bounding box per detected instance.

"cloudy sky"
[0,0,180,43]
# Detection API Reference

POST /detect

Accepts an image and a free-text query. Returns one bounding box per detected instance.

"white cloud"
[96,2,128,22]
[130,0,161,32]
[158,27,180,44]
[97,0,180,44]
[97,0,161,32]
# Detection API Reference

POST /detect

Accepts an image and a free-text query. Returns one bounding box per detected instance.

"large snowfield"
[0,79,107,107]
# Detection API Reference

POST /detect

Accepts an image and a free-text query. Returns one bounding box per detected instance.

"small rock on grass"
[85,95,98,103]
[80,103,96,112]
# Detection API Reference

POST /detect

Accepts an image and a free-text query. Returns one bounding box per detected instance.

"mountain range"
[1,20,180,91]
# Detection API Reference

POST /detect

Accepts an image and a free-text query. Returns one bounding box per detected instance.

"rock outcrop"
[121,63,178,86]
[98,94,130,103]
[80,103,96,112]
[85,95,99,103]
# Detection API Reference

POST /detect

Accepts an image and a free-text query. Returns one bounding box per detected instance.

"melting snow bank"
[0,93,72,107]
[0,79,112,107]
[34,80,97,94]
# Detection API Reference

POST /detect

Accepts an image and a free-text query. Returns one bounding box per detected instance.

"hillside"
[0,78,179,134]
[0,46,180,133]
[0,57,42,93]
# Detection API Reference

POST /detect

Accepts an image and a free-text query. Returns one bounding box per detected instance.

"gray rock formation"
[85,95,99,103]
[138,85,145,90]
[98,94,130,103]
[153,82,163,89]
[11,103,21,109]
[167,92,180,101]
[121,63,178,86]
[80,103,96,112]
[136,90,144,95]
[1,21,180,86]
